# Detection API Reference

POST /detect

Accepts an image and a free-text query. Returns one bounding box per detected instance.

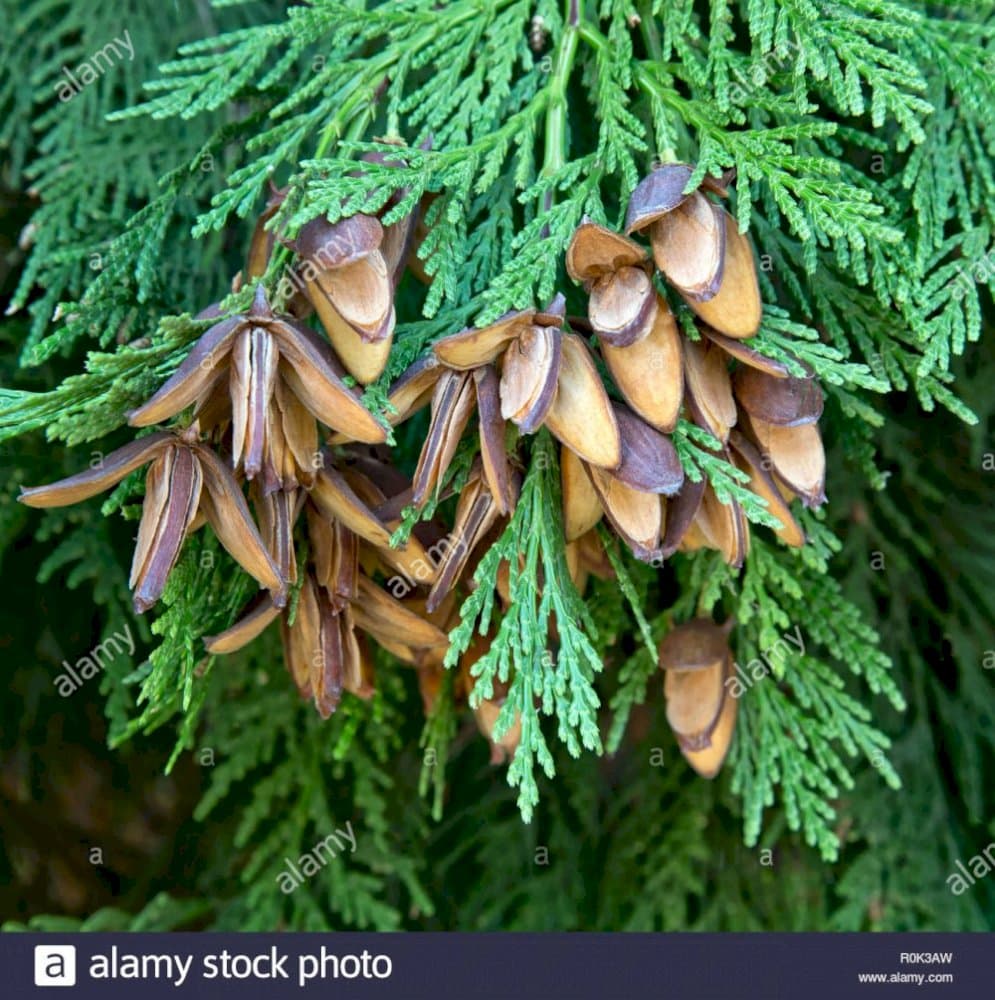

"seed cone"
[20,427,286,613]
[660,618,737,778]
[295,214,396,382]
[128,286,385,488]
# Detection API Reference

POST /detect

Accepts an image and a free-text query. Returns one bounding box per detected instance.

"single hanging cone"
[566,220,655,348]
[625,168,761,338]
[659,617,737,778]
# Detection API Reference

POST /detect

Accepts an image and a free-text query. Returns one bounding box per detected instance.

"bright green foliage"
[2,0,993,932]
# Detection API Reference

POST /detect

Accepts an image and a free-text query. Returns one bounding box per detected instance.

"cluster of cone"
[18,158,826,773]
[554,162,826,568]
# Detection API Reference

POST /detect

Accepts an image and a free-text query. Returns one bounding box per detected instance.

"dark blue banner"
[1,932,988,999]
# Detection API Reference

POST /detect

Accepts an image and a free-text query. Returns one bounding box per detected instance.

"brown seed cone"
[659,617,737,778]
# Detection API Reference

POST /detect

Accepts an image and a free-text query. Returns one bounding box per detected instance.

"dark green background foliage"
[1,0,993,931]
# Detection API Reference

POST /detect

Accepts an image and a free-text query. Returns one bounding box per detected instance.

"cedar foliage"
[1,0,993,931]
